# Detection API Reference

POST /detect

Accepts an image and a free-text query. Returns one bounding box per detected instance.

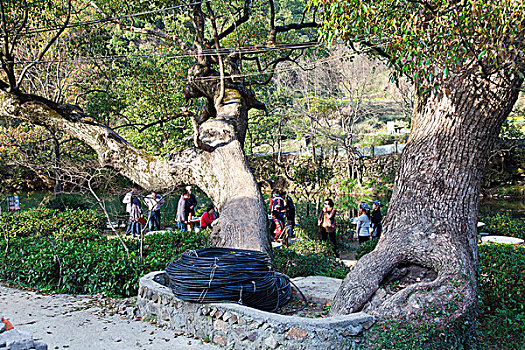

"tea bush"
[0,230,209,297]
[273,247,350,279]
[478,243,525,349]
[480,213,525,240]
[0,207,103,241]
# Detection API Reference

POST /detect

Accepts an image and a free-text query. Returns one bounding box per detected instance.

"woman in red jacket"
[200,205,216,230]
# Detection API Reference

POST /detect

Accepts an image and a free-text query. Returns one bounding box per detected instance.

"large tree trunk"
[0,83,271,255]
[330,72,523,324]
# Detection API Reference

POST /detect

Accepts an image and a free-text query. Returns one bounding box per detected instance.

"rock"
[264,335,279,349]
[214,319,228,332]
[286,327,308,341]
[2,329,34,350]
[34,342,48,350]
[213,335,226,346]
[0,323,5,334]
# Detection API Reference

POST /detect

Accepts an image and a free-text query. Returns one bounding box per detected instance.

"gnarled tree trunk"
[0,80,271,255]
[330,72,523,324]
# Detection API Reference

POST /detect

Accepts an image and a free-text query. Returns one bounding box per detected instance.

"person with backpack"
[144,191,165,232]
[122,184,139,235]
[269,189,285,223]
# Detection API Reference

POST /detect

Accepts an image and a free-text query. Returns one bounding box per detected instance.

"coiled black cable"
[165,247,304,312]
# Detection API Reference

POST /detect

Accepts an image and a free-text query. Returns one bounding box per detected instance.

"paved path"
[0,285,218,350]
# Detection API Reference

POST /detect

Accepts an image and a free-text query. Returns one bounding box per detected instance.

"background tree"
[312,0,525,329]
[0,0,319,255]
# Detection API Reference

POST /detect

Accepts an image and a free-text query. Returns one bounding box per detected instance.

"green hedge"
[478,243,525,349]
[0,208,103,241]
[480,213,525,240]
[0,231,209,297]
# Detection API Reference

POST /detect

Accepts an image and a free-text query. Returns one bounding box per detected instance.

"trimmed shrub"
[0,230,209,297]
[478,243,525,349]
[273,247,350,279]
[355,238,379,260]
[480,213,525,240]
[0,207,102,241]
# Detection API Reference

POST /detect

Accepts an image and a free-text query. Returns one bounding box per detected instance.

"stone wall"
[135,271,375,350]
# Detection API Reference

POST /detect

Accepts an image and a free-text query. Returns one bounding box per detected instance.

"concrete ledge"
[135,271,375,349]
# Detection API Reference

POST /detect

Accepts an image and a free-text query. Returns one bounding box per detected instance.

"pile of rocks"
[0,314,47,350]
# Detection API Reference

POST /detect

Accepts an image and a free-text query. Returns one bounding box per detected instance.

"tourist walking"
[144,191,165,232]
[370,200,383,240]
[318,198,339,258]
[176,190,191,231]
[129,195,143,237]
[356,203,371,244]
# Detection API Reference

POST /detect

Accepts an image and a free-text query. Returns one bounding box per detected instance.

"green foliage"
[480,213,525,240]
[0,208,103,241]
[365,314,479,350]
[312,0,525,89]
[273,242,350,279]
[0,230,209,297]
[478,244,525,349]
[355,238,379,260]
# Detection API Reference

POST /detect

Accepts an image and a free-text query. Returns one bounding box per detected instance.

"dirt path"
[0,284,218,350]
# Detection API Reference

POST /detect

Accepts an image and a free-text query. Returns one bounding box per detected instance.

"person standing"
[356,203,372,244]
[283,190,296,237]
[176,190,191,232]
[318,198,339,258]
[129,195,143,237]
[186,186,198,231]
[269,189,285,223]
[144,191,164,232]
[370,200,383,240]
[269,210,285,242]
[122,184,139,235]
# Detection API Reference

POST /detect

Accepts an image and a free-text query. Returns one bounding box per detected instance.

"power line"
[9,41,320,65]
[15,1,211,36]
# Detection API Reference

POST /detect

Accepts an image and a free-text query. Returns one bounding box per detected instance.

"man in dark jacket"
[176,190,191,231]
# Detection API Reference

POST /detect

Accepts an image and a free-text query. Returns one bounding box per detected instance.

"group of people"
[268,189,296,243]
[175,186,218,232]
[122,184,165,237]
[123,184,219,236]
[318,198,384,257]
[354,200,383,243]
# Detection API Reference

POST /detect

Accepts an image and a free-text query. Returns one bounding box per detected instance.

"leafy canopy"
[311,0,525,86]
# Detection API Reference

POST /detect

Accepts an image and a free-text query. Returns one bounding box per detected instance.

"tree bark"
[330,72,523,324]
[0,86,271,255]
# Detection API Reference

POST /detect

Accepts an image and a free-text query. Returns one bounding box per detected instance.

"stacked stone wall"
[135,272,375,350]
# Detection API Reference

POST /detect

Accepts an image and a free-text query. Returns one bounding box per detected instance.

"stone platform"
[135,271,374,350]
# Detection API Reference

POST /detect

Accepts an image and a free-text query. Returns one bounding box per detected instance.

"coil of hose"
[165,247,299,312]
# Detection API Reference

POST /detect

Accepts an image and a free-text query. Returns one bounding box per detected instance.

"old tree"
[313,0,525,326]
[1,0,524,334]
[0,0,317,255]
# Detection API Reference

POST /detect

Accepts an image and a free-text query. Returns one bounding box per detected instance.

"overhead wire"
[8,41,320,65]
